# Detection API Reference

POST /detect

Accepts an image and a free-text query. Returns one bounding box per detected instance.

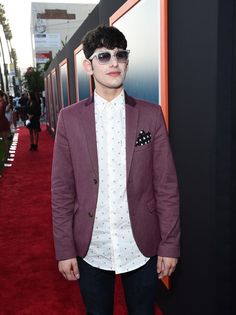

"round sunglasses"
[89,50,130,64]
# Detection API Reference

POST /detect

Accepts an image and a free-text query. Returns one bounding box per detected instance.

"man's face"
[84,47,129,92]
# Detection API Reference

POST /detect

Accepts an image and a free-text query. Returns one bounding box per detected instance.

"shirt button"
[93,179,98,184]
[88,212,94,217]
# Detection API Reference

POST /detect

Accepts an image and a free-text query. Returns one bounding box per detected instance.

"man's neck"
[95,87,124,102]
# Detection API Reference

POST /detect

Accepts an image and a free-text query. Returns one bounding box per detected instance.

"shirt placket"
[92,107,111,268]
[107,105,123,270]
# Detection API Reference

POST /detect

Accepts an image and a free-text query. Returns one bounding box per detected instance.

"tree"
[23,66,44,93]
[43,60,51,72]
[0,4,18,93]
[0,4,8,91]
[23,67,44,93]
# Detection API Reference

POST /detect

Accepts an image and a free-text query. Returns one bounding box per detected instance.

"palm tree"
[0,4,9,92]
[10,48,20,95]
[3,23,13,60]
[0,4,18,93]
[0,4,6,90]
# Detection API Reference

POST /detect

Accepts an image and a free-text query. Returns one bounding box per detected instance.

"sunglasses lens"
[93,50,130,64]
[116,51,129,62]
[97,52,111,63]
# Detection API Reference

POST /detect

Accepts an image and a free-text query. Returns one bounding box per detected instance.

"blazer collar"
[84,91,137,107]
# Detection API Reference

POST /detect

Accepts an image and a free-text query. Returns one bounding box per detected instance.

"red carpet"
[0,125,163,315]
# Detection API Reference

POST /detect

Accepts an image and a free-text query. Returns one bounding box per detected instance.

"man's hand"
[157,256,178,279]
[58,258,80,281]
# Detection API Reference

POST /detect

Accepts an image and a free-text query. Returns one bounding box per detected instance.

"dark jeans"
[77,256,157,315]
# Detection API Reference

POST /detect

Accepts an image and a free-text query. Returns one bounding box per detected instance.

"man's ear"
[83,59,93,75]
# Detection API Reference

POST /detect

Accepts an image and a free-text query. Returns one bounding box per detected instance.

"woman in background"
[26,92,41,151]
[0,90,10,162]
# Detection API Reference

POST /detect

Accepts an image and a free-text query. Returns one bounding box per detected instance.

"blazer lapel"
[81,99,99,178]
[126,96,139,179]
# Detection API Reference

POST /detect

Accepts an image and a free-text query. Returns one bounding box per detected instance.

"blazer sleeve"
[51,110,77,260]
[153,106,181,258]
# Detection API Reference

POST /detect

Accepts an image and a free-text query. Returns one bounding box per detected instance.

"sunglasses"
[89,50,130,64]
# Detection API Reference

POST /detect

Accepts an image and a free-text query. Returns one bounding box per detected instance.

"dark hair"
[81,25,127,59]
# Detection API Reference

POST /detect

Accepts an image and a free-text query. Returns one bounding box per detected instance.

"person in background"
[5,96,14,133]
[19,92,29,122]
[39,93,45,118]
[13,92,21,122]
[0,90,10,163]
[11,95,18,130]
[26,92,41,151]
[52,25,180,315]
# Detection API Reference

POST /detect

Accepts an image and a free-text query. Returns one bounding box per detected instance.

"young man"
[52,25,180,315]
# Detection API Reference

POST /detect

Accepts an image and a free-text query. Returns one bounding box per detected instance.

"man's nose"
[109,55,119,66]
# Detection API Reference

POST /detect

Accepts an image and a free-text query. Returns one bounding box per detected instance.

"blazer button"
[93,179,98,184]
[88,212,94,217]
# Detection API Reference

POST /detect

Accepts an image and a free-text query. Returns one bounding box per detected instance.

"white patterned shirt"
[84,90,149,274]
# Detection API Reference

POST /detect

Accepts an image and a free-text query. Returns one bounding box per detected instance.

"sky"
[0,0,99,73]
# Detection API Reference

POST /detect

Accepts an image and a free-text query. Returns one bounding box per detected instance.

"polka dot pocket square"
[135,130,152,147]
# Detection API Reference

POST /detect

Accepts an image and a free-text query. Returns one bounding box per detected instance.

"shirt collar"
[94,90,125,112]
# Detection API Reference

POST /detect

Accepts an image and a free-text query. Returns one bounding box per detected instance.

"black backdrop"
[166,1,235,314]
[46,0,236,314]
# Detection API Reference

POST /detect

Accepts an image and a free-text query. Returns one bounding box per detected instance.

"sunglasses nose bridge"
[109,53,119,65]
[102,52,118,65]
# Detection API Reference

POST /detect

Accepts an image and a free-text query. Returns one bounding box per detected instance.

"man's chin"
[107,82,123,89]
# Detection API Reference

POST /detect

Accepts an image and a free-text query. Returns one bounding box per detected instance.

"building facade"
[31,2,96,68]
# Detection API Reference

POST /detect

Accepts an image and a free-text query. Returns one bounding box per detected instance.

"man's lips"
[106,71,121,77]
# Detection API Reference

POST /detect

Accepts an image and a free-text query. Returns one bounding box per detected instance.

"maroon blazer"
[51,93,180,261]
